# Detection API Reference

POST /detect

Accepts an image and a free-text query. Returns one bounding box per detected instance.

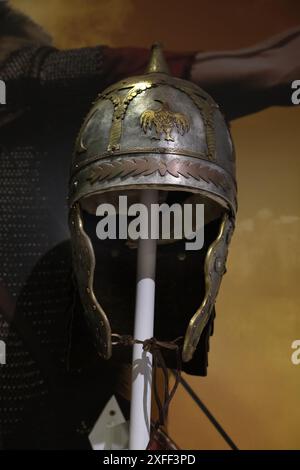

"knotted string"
[112,334,182,442]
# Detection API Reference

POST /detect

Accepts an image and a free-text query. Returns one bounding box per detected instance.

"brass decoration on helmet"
[69,43,237,365]
[140,100,190,141]
[104,82,153,152]
[187,92,215,161]
[87,157,230,190]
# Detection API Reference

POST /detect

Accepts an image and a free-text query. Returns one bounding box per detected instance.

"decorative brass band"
[71,147,208,176]
[86,157,232,192]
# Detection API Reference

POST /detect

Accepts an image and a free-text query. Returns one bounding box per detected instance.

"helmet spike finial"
[145,42,170,74]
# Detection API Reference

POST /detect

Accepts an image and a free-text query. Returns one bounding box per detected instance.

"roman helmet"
[68,44,237,371]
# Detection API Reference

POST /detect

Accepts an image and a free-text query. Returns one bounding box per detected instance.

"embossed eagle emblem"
[140,100,190,141]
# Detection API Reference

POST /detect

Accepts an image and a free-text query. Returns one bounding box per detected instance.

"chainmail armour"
[0,44,125,449]
[0,44,212,448]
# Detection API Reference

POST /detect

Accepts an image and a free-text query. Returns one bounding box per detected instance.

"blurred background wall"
[11,0,300,449]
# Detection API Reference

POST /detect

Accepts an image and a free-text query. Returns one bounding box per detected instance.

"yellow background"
[11,0,300,449]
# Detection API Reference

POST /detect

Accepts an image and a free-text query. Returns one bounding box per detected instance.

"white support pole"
[129,189,158,450]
